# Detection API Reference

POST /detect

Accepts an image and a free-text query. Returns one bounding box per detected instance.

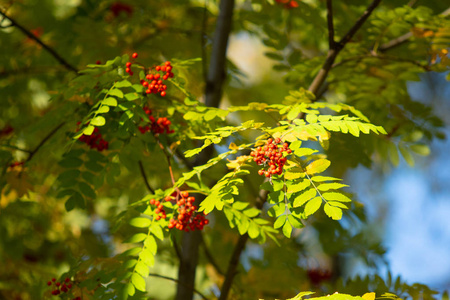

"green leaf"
[59,157,83,168]
[317,182,348,191]
[78,181,96,198]
[305,159,330,175]
[126,233,147,243]
[125,93,139,101]
[293,188,317,207]
[311,176,342,182]
[82,125,95,135]
[109,89,124,98]
[129,217,151,228]
[135,261,149,277]
[287,180,310,194]
[127,283,135,296]
[282,221,292,238]
[103,97,118,107]
[144,235,157,255]
[274,216,286,229]
[322,192,352,202]
[97,106,110,113]
[115,80,132,88]
[399,144,414,167]
[150,224,164,240]
[304,196,322,217]
[409,144,430,156]
[389,143,400,166]
[91,116,106,126]
[139,249,155,267]
[131,273,146,292]
[248,221,259,239]
[324,203,343,220]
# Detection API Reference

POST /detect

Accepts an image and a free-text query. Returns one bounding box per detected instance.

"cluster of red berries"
[250,137,292,178]
[77,122,109,151]
[167,191,209,232]
[47,277,79,298]
[124,52,174,97]
[138,107,174,135]
[149,198,167,221]
[275,0,299,9]
[9,161,24,169]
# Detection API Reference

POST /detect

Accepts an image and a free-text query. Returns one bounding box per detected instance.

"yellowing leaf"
[293,188,316,207]
[324,203,343,220]
[305,159,330,175]
[362,292,376,300]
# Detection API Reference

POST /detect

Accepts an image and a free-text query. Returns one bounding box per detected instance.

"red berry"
[132,52,138,59]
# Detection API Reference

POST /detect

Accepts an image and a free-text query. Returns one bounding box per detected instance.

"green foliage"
[0,0,449,299]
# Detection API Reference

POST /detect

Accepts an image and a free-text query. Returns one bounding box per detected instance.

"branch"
[138,160,155,194]
[200,233,225,276]
[218,187,268,300]
[379,6,450,52]
[332,53,431,71]
[204,0,235,108]
[308,0,382,96]
[148,273,209,300]
[0,10,78,74]
[326,0,335,49]
[218,234,249,300]
[26,122,66,163]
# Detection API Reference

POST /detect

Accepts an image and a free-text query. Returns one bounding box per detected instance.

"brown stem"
[0,10,78,74]
[138,160,155,194]
[379,7,450,52]
[200,233,225,276]
[217,234,249,300]
[308,0,382,96]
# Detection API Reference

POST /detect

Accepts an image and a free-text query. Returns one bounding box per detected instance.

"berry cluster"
[47,277,78,298]
[149,198,167,221]
[9,161,24,169]
[275,0,299,9]
[124,52,174,97]
[77,123,109,151]
[250,138,292,178]
[138,107,174,135]
[167,191,209,232]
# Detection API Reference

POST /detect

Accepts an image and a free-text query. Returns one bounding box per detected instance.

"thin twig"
[200,233,224,276]
[379,6,450,52]
[332,53,430,71]
[148,273,209,300]
[138,160,155,194]
[0,10,78,73]
[307,0,382,96]
[0,144,32,153]
[27,122,66,163]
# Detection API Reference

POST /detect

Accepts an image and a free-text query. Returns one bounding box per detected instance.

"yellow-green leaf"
[131,273,146,292]
[324,203,343,220]
[305,159,330,175]
[304,196,322,217]
[293,188,317,207]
